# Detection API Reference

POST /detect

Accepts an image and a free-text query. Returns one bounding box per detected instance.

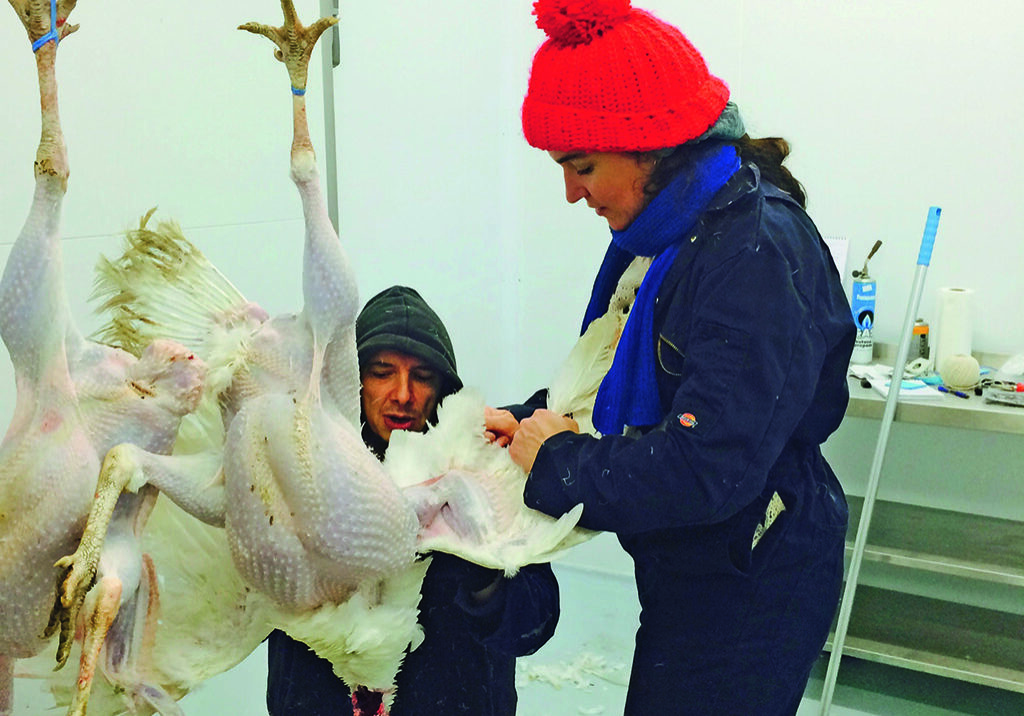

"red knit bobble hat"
[522,0,730,152]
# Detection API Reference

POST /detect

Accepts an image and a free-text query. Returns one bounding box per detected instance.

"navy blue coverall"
[521,163,855,715]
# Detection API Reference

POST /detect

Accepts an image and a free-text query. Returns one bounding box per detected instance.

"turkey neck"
[0,23,76,382]
[288,58,361,423]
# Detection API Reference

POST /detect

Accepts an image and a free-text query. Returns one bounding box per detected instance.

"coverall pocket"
[657,332,686,376]
[728,490,792,577]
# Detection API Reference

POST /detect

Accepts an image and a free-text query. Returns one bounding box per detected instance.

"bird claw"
[50,548,98,668]
[9,0,80,48]
[56,548,98,609]
[238,0,338,92]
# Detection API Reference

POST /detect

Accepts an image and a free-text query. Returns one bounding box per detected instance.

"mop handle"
[819,206,941,714]
[917,206,941,266]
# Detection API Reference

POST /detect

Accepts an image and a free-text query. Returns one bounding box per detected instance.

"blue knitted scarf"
[586,143,741,435]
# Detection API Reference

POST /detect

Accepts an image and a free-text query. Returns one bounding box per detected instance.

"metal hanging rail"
[318,0,340,233]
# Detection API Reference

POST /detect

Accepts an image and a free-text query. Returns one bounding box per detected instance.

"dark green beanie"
[356,286,462,399]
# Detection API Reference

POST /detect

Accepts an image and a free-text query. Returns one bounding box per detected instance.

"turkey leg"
[239,0,361,425]
[237,4,407,714]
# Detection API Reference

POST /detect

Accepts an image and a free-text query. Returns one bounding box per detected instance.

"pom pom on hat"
[533,0,632,47]
[523,0,730,152]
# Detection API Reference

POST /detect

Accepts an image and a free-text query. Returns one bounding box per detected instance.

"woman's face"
[549,150,655,231]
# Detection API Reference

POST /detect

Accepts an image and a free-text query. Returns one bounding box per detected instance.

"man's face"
[360,349,443,444]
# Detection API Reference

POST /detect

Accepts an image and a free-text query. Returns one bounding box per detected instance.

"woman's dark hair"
[640,135,806,208]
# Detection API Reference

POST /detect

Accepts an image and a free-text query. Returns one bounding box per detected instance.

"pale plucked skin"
[224,0,420,621]
[73,166,423,712]
[224,392,418,609]
[53,3,423,713]
[72,3,422,606]
[160,3,423,709]
[224,10,424,707]
[0,3,207,715]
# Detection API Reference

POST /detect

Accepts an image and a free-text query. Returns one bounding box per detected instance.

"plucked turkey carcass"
[0,2,209,715]
[55,3,425,713]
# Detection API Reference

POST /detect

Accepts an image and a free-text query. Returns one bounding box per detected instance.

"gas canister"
[850,240,882,364]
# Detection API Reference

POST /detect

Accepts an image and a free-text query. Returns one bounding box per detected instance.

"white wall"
[2,1,1023,713]
[3,0,1022,418]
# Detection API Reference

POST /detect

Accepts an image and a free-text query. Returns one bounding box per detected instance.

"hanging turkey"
[0,2,211,715]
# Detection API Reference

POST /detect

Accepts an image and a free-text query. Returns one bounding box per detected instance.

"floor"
[513,565,1024,716]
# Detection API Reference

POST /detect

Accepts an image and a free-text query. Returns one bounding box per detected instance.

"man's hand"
[509,409,579,473]
[484,406,520,447]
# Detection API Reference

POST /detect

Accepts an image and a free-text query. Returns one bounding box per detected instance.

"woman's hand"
[484,407,520,447]
[509,409,579,473]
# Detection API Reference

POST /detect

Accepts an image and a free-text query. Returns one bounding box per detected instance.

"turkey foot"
[9,0,80,53]
[53,445,142,667]
[237,0,338,97]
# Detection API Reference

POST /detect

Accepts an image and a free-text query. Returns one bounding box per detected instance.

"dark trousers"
[624,517,846,715]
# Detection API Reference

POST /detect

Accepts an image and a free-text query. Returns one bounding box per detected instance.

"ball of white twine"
[939,353,980,390]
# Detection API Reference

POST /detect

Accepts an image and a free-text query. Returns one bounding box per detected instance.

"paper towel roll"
[933,287,974,371]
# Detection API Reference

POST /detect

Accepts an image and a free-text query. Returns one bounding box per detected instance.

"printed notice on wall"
[823,235,849,285]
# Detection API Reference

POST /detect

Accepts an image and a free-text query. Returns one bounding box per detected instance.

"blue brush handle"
[916,206,941,266]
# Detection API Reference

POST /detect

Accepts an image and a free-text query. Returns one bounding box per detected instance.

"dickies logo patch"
[677,412,698,428]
